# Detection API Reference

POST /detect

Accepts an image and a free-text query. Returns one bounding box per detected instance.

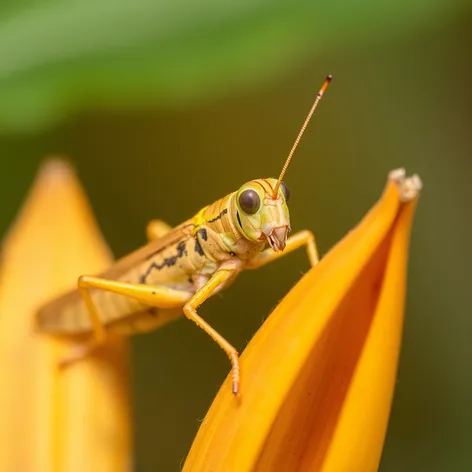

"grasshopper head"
[235,178,290,251]
[232,75,331,252]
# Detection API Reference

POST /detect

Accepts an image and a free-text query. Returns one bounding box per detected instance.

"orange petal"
[183,168,422,472]
[0,159,132,472]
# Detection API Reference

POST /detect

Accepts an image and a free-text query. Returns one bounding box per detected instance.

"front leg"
[247,230,319,269]
[183,268,241,394]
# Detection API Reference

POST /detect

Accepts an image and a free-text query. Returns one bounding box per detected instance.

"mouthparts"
[266,226,288,252]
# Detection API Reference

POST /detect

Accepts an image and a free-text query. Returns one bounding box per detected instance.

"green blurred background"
[1,1,471,470]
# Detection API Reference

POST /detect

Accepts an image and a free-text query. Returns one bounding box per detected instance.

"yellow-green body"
[36,74,331,395]
[37,178,286,337]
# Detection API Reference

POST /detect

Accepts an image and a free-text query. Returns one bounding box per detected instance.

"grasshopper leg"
[146,219,172,241]
[247,229,320,269]
[61,271,241,395]
[59,276,192,367]
[58,276,107,367]
[183,269,241,394]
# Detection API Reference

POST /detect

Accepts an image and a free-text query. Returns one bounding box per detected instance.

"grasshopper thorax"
[234,178,290,251]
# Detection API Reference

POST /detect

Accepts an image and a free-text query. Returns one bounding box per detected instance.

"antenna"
[273,74,332,197]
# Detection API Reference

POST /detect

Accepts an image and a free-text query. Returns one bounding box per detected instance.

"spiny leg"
[247,229,320,269]
[146,219,173,241]
[183,269,241,394]
[59,276,192,367]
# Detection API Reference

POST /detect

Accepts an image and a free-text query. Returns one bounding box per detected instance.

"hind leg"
[59,276,192,367]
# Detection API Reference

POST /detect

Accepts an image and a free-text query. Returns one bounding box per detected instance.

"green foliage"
[0,0,466,131]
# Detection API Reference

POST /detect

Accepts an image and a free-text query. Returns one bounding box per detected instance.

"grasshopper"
[36,75,332,394]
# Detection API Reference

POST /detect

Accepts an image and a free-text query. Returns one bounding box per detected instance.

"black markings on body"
[194,238,204,256]
[146,224,194,260]
[194,227,208,257]
[236,211,242,228]
[140,240,189,284]
[207,208,228,223]
[198,228,208,240]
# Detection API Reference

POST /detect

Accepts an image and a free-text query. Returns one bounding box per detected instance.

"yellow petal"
[0,159,132,472]
[183,168,422,472]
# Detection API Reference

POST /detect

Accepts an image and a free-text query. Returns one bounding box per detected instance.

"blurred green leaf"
[0,0,467,131]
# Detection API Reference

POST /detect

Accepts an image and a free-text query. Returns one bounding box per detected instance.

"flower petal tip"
[183,166,423,472]
[38,156,76,180]
[388,167,423,202]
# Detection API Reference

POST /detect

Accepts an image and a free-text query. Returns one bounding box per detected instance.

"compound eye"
[280,181,290,202]
[238,189,261,214]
